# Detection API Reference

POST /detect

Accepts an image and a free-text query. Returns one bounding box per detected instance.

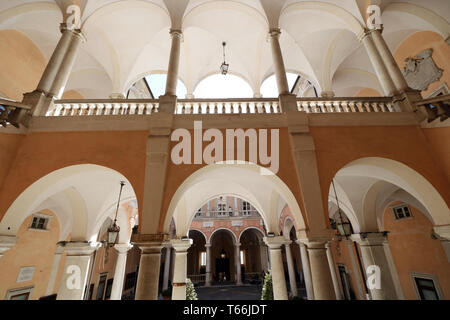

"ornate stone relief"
[402,49,443,91]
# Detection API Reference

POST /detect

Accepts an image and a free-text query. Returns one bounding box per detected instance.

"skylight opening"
[194,74,253,99]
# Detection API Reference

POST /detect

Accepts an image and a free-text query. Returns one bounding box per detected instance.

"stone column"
[264,236,289,300]
[135,242,165,300]
[234,242,243,285]
[305,241,336,300]
[359,30,396,96]
[325,242,343,300]
[205,243,212,287]
[110,243,133,300]
[165,29,183,96]
[57,242,100,300]
[297,241,314,300]
[268,29,289,95]
[45,245,64,296]
[162,245,172,291]
[284,241,298,297]
[370,29,409,93]
[23,24,85,116]
[171,239,192,300]
[351,233,398,300]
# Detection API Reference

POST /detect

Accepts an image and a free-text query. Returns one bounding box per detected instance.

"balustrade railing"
[296,97,396,113]
[0,98,31,127]
[47,99,160,116]
[188,274,206,284]
[416,94,450,122]
[49,97,397,117]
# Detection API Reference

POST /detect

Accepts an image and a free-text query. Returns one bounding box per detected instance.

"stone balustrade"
[296,97,396,113]
[415,94,450,122]
[47,96,399,117]
[47,99,160,116]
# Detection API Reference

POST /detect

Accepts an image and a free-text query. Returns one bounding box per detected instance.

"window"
[413,276,441,300]
[6,287,33,300]
[200,252,206,266]
[240,250,245,265]
[217,197,227,216]
[338,265,353,300]
[391,205,412,220]
[242,201,251,215]
[29,214,51,230]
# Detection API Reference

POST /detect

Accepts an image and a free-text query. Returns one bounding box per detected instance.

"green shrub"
[186,278,198,300]
[261,270,274,300]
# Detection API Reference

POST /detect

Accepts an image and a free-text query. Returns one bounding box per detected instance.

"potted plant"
[261,270,274,300]
[186,278,198,300]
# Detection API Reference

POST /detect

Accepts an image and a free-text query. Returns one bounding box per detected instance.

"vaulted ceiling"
[1,0,449,98]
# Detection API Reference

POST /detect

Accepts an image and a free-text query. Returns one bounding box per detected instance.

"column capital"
[170,29,183,38]
[114,243,133,254]
[59,23,86,42]
[264,236,290,249]
[269,28,281,38]
[351,232,389,246]
[0,235,18,254]
[205,242,212,248]
[57,241,100,255]
[170,238,192,252]
[234,242,242,248]
[434,225,450,241]
[357,28,371,42]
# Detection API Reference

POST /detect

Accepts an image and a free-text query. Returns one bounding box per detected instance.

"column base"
[279,93,298,112]
[159,94,178,113]
[22,90,55,118]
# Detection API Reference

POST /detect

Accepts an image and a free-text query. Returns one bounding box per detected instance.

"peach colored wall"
[310,126,450,232]
[0,133,25,190]
[422,127,450,182]
[383,202,450,300]
[159,128,306,233]
[394,31,450,98]
[0,30,46,100]
[0,210,60,300]
[0,131,148,224]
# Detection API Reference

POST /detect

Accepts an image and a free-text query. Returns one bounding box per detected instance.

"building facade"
[0,0,449,301]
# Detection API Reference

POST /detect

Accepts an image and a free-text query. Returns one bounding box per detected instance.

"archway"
[210,228,236,283]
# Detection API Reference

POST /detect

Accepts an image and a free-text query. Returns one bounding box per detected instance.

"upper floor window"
[29,214,51,231]
[217,197,227,216]
[241,201,251,215]
[200,252,206,266]
[413,275,442,300]
[391,204,412,220]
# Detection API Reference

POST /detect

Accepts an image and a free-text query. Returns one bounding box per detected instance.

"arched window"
[260,73,310,97]
[127,74,187,98]
[194,74,253,98]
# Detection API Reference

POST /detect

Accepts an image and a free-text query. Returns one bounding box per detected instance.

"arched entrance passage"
[239,227,267,282]
[163,162,305,238]
[187,229,207,283]
[210,229,236,283]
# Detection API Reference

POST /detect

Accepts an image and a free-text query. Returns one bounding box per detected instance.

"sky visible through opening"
[145,73,300,99]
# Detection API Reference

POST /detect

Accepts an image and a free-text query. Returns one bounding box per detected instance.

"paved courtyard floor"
[196,285,262,300]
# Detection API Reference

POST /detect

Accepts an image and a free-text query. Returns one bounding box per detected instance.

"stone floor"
[195,284,308,300]
[196,285,262,300]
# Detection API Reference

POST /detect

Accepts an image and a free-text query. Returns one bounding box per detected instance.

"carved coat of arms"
[402,49,443,91]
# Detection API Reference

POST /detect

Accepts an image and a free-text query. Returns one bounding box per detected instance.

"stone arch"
[336,157,450,228]
[210,227,238,245]
[189,228,208,244]
[0,164,139,243]
[163,162,306,238]
[384,2,450,40]
[280,1,364,36]
[239,226,265,243]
